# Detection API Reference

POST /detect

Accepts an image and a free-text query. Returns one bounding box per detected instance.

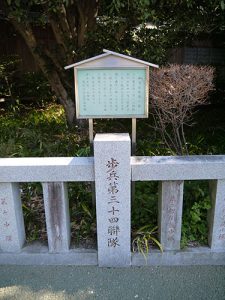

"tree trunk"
[7,0,99,127]
[9,18,77,126]
[61,96,76,127]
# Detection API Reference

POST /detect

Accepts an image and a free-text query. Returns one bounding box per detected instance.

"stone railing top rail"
[1,155,225,182]
[132,155,225,180]
[0,157,94,182]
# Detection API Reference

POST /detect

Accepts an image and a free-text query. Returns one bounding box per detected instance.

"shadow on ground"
[0,265,225,300]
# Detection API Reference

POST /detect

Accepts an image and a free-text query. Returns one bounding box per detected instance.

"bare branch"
[150,64,214,155]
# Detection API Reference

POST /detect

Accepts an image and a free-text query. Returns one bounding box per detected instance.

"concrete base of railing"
[0,242,98,265]
[0,242,225,266]
[132,247,225,266]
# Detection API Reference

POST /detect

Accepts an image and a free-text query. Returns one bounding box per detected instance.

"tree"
[2,0,224,126]
[2,0,98,126]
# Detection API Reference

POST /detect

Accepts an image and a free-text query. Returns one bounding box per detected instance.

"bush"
[150,64,214,155]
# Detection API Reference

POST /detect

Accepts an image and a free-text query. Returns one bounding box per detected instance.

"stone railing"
[0,133,225,267]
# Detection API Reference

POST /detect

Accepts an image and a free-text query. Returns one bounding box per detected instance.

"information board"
[75,68,148,118]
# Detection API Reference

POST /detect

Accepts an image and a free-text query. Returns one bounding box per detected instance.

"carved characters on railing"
[106,158,120,248]
[167,196,177,242]
[218,206,225,241]
[0,197,12,243]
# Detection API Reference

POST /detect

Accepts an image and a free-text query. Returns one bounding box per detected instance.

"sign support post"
[132,118,136,155]
[132,118,136,201]
[89,118,94,151]
[88,118,95,206]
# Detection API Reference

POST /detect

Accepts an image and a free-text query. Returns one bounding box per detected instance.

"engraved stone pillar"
[42,182,70,253]
[208,180,225,250]
[94,133,131,267]
[158,181,184,250]
[0,183,25,252]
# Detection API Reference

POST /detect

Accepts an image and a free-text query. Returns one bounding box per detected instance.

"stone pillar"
[94,133,131,267]
[158,181,184,250]
[208,180,225,250]
[42,182,70,253]
[0,183,25,252]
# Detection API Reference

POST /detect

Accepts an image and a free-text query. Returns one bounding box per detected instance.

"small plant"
[132,225,163,260]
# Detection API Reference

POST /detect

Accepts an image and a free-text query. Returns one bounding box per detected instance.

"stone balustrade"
[0,134,225,267]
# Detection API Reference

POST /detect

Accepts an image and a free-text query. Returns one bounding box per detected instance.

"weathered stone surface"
[42,182,70,253]
[94,133,131,267]
[208,180,225,250]
[0,242,225,266]
[0,183,25,252]
[132,247,225,266]
[0,157,94,182]
[0,241,97,265]
[158,181,184,250]
[132,155,225,181]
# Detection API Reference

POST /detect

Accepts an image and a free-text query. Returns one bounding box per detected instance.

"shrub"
[150,64,214,155]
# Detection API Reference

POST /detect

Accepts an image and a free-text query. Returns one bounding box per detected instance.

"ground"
[0,265,225,300]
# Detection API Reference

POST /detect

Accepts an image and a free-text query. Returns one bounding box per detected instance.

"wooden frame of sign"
[65,49,159,120]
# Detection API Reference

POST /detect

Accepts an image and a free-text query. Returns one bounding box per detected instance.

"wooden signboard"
[65,49,159,119]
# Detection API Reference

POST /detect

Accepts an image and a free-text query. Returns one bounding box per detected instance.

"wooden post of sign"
[89,119,94,151]
[132,118,136,155]
[89,118,95,207]
[132,118,136,202]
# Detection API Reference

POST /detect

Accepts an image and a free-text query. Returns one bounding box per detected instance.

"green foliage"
[0,55,52,107]
[181,181,211,248]
[13,72,52,105]
[102,0,225,41]
[69,183,96,246]
[132,182,158,230]
[21,183,46,242]
[4,0,224,126]
[132,181,161,255]
[0,55,21,102]
[0,103,89,158]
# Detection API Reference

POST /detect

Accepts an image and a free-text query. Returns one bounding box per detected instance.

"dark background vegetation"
[0,0,225,250]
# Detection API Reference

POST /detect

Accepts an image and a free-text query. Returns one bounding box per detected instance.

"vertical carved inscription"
[159,181,184,250]
[0,183,25,252]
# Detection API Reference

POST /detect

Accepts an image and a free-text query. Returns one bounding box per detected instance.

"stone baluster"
[42,182,70,253]
[0,183,25,252]
[158,181,184,250]
[208,180,225,250]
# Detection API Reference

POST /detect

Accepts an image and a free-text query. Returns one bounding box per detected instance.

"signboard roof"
[64,49,159,70]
